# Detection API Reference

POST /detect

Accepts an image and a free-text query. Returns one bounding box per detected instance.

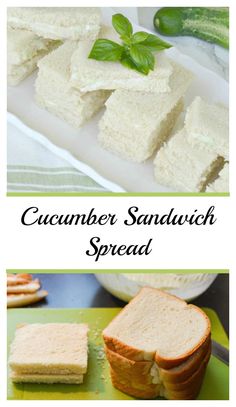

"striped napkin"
[7,122,107,193]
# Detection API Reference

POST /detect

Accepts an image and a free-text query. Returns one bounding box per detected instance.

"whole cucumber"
[153,7,229,49]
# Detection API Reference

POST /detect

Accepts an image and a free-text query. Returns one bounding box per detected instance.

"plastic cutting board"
[7,307,229,400]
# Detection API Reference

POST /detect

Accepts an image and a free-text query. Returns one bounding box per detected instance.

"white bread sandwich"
[9,323,89,384]
[7,7,101,41]
[154,128,224,192]
[7,27,58,86]
[98,62,193,163]
[185,96,229,160]
[206,163,229,192]
[103,287,211,399]
[35,41,110,128]
[70,26,173,94]
[10,371,83,384]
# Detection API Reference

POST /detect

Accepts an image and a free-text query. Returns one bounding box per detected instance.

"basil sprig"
[88,13,172,75]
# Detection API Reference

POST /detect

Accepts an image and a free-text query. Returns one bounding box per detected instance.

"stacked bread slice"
[7,274,48,308]
[98,62,191,163]
[35,42,110,128]
[7,7,101,87]
[9,323,89,384]
[70,26,174,94]
[103,287,211,399]
[154,97,229,192]
[7,27,59,86]
[8,7,101,41]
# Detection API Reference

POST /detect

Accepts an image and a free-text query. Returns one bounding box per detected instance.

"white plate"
[7,10,229,193]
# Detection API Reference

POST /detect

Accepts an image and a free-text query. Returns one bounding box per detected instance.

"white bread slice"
[7,279,40,294]
[7,290,48,308]
[35,42,110,128]
[7,273,32,286]
[163,349,211,399]
[110,367,161,399]
[98,62,192,163]
[7,7,101,41]
[10,371,83,384]
[9,323,88,375]
[70,26,173,93]
[154,128,224,192]
[99,98,184,163]
[105,334,210,386]
[185,96,229,160]
[206,163,229,192]
[103,287,210,369]
[7,27,58,86]
[109,348,210,399]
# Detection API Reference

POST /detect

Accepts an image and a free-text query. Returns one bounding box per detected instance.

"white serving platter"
[7,10,229,193]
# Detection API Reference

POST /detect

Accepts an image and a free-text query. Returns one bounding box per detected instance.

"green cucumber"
[153,7,229,49]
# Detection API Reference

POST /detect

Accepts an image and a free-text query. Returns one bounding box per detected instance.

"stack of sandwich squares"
[7,7,111,127]
[9,323,89,384]
[35,42,110,128]
[69,25,229,192]
[7,27,59,86]
[7,7,229,192]
[103,287,211,400]
[98,63,191,163]
[154,96,229,192]
[70,26,192,161]
[70,26,174,94]
[7,8,101,86]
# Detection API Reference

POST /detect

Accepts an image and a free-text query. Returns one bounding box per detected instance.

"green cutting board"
[7,307,229,400]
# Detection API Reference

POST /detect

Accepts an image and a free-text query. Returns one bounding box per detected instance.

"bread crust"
[105,335,211,386]
[105,347,153,386]
[159,335,211,383]
[110,368,160,399]
[109,347,210,399]
[103,287,211,368]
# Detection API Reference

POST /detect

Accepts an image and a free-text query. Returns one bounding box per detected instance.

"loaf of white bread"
[103,287,211,399]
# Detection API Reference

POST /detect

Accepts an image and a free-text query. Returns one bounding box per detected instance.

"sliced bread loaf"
[103,287,210,369]
[105,334,210,385]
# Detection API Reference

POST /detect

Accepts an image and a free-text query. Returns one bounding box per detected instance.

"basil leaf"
[141,34,172,51]
[88,39,124,61]
[130,44,155,72]
[112,13,133,37]
[121,54,137,70]
[121,55,149,75]
[120,34,132,45]
[132,31,149,44]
